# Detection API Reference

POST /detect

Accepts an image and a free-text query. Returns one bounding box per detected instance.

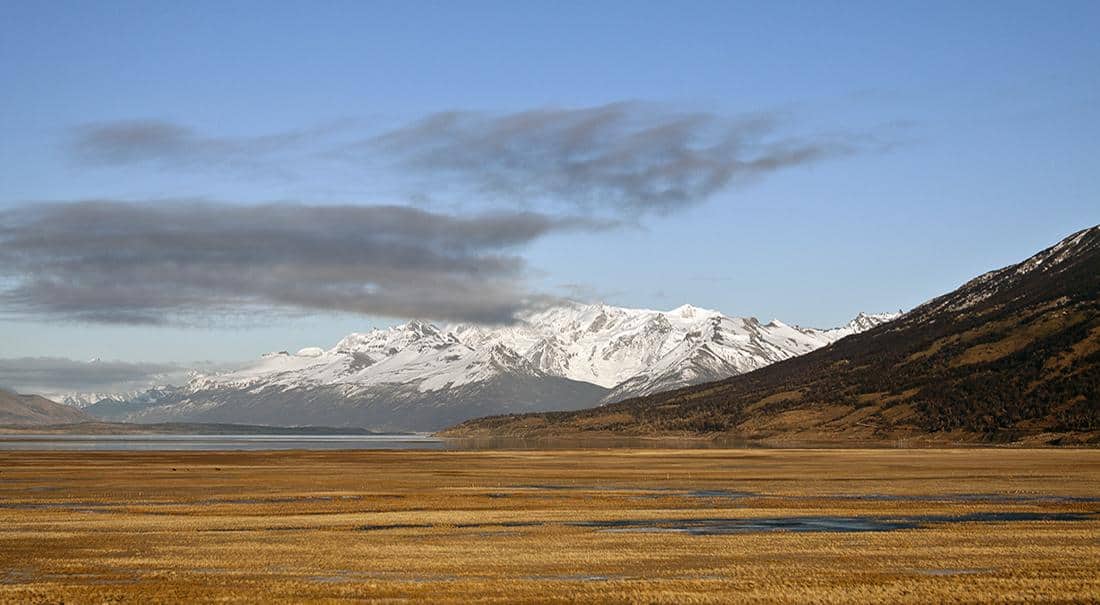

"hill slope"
[0,388,93,426]
[442,226,1100,445]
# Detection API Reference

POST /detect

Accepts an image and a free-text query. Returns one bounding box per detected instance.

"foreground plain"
[1,449,1098,603]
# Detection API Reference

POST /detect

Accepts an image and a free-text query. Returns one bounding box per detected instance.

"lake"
[0,434,444,451]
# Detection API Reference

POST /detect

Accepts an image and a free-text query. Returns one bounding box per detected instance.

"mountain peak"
[845,311,902,332]
[668,303,719,319]
[402,318,440,335]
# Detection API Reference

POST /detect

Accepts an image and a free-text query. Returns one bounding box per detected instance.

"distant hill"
[0,388,94,426]
[442,226,1100,445]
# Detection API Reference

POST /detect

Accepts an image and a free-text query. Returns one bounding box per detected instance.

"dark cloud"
[0,201,611,325]
[0,357,196,396]
[70,120,335,174]
[368,102,861,215]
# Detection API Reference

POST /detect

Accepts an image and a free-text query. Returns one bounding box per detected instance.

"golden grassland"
[1,448,1098,603]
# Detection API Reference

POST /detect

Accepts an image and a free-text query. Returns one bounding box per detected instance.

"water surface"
[0,434,443,451]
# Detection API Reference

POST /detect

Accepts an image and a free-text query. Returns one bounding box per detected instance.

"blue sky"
[1,1,1098,364]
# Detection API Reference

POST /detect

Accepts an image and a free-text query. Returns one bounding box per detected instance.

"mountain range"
[81,305,897,431]
[443,225,1100,445]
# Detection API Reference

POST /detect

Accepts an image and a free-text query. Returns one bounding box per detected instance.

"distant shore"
[0,421,391,436]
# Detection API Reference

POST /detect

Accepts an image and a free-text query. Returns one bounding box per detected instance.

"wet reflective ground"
[1,448,1098,602]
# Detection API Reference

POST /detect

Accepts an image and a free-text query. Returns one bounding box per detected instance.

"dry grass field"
[0,448,1098,603]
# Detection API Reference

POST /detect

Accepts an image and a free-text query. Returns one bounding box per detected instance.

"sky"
[0,1,1098,392]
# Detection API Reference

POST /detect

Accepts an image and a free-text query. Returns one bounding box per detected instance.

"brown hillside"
[0,388,93,426]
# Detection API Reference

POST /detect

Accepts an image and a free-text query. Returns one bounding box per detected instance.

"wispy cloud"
[554,282,624,304]
[0,200,612,325]
[365,102,864,215]
[68,105,881,215]
[70,119,340,176]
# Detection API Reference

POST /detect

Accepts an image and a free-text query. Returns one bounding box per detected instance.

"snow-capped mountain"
[57,392,136,409]
[38,359,211,410]
[451,305,898,403]
[85,303,899,431]
[85,318,608,431]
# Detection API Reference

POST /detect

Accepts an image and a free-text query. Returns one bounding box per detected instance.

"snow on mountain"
[56,392,135,409]
[451,303,899,403]
[807,312,903,341]
[54,385,186,409]
[188,319,542,394]
[449,303,732,388]
[87,319,607,430]
[86,303,899,430]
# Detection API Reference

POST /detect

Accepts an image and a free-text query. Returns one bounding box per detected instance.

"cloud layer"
[370,102,856,215]
[0,357,194,397]
[42,105,877,326]
[0,200,607,324]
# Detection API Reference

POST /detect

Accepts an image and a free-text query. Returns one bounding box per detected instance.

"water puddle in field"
[454,521,542,528]
[355,511,1093,535]
[573,511,1096,535]
[509,485,1100,504]
[824,493,1100,504]
[194,494,370,505]
[512,484,753,500]
[575,516,918,534]
[516,484,677,493]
